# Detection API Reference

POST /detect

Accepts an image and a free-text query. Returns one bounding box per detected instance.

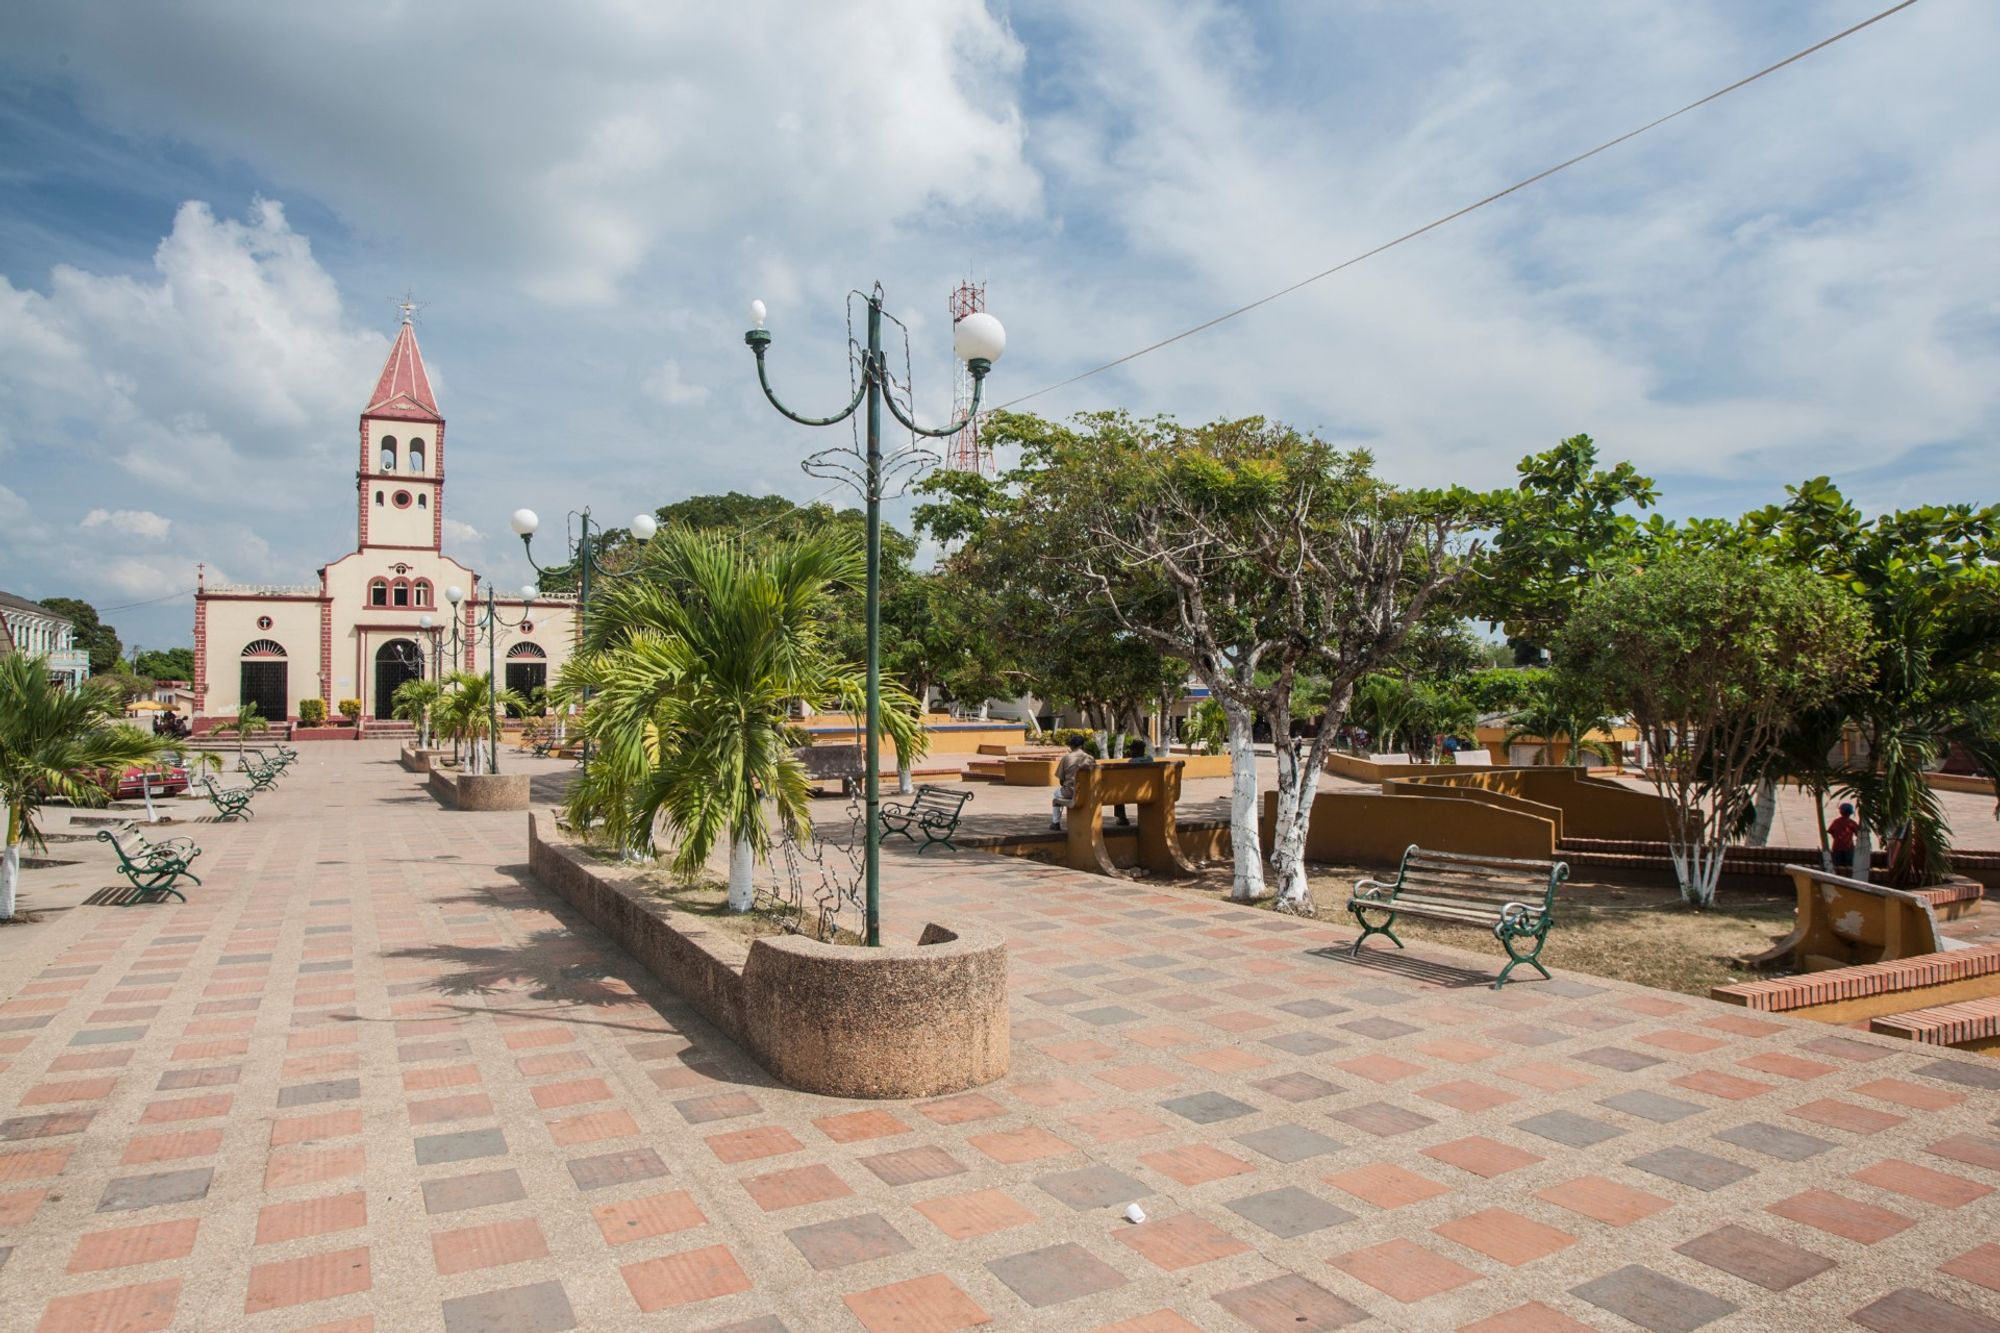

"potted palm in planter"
[392,678,446,770]
[427,673,531,807]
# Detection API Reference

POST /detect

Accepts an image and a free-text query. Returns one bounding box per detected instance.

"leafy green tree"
[956,410,1496,906]
[39,597,123,674]
[133,648,196,680]
[1746,479,2000,883]
[1477,435,1657,646]
[1559,549,1870,906]
[1501,673,1616,766]
[556,526,925,911]
[2,653,167,918]
[1462,667,1549,716]
[915,452,1183,737]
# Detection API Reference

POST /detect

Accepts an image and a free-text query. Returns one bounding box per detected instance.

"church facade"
[192,317,573,726]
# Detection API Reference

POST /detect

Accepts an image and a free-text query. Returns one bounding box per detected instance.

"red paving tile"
[1459,1302,1600,1332]
[1433,1208,1575,1266]
[256,1191,368,1245]
[1850,1158,1992,1207]
[843,1273,992,1331]
[913,1188,1036,1239]
[740,1163,853,1211]
[242,1246,372,1313]
[1940,1243,2000,1292]
[1325,1162,1451,1209]
[34,1278,180,1333]
[1766,1190,1914,1244]
[621,1242,753,1311]
[1330,1237,1482,1302]
[1114,1211,1251,1270]
[430,1216,549,1275]
[813,1108,911,1143]
[1138,1143,1255,1186]
[592,1189,706,1246]
[67,1218,200,1272]
[1534,1175,1673,1225]
[1423,1136,1544,1177]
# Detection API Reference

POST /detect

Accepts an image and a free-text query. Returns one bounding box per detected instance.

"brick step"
[1869,996,2000,1047]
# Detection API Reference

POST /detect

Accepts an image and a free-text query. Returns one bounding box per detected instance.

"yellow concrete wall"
[1386,779,1566,843]
[1259,789,1557,865]
[1402,767,1673,842]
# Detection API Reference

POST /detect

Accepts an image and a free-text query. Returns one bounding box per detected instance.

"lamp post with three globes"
[741,288,1005,946]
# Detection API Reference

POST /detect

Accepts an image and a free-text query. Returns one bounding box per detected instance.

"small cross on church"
[396,291,424,325]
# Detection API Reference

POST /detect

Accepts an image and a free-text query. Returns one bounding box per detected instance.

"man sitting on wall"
[1051,736,1095,831]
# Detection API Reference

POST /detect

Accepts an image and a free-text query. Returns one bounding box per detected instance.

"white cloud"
[81,508,172,539]
[641,358,708,407]
[441,519,482,544]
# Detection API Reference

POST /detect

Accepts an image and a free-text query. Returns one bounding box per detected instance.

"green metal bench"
[112,819,198,862]
[248,746,294,772]
[199,776,255,820]
[96,828,200,903]
[1348,845,1568,989]
[237,754,282,790]
[880,785,973,854]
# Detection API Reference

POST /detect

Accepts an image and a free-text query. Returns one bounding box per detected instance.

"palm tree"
[431,673,527,775]
[3,654,168,919]
[392,678,443,749]
[1502,675,1616,766]
[557,525,926,911]
[211,702,270,743]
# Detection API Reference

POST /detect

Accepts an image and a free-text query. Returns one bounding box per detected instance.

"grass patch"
[1157,862,1795,998]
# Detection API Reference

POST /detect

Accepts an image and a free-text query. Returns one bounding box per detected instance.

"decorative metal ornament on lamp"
[472,583,538,775]
[515,506,659,762]
[742,286,1003,946]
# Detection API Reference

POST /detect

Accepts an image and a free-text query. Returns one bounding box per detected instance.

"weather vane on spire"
[395,290,424,325]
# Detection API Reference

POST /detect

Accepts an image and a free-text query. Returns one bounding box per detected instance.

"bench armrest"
[1351,877,1395,901]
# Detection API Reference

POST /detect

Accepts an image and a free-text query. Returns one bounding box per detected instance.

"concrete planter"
[399,745,450,773]
[529,813,1008,1098]
[429,769,529,811]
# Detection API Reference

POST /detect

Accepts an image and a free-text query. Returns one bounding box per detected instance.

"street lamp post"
[742,288,1004,946]
[443,586,467,763]
[511,507,659,760]
[474,582,538,775]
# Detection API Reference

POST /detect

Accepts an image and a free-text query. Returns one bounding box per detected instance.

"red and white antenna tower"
[946,279,987,473]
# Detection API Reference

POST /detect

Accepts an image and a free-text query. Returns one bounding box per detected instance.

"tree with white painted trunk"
[966,412,1492,907]
[1558,548,1870,907]
[554,525,925,913]
[2,653,167,920]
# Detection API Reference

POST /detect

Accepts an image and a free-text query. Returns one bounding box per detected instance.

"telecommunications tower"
[945,280,988,473]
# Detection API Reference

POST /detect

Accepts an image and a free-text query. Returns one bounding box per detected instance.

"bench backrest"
[912,785,971,813]
[1395,846,1567,910]
[796,744,862,778]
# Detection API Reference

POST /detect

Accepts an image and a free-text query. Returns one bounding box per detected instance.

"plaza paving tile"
[1,743,1997,1330]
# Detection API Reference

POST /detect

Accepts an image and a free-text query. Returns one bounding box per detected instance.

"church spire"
[363,311,441,422]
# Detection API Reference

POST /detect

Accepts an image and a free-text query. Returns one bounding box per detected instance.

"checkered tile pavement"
[1,744,1997,1331]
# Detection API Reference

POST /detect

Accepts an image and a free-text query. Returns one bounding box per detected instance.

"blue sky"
[1,0,1994,649]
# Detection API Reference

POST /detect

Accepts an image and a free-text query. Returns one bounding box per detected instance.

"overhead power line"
[993,0,1922,411]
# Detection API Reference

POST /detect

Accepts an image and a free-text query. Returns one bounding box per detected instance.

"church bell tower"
[357,306,444,552]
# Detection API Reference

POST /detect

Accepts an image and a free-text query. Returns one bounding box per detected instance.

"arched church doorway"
[375,639,425,719]
[504,643,546,717]
[239,639,289,724]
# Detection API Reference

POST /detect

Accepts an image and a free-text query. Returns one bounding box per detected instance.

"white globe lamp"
[953,311,1005,365]
[630,513,659,542]
[510,508,540,537]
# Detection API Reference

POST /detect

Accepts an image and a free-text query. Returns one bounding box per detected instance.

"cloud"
[2,2,1038,306]
[441,519,482,544]
[81,508,172,539]
[641,358,708,407]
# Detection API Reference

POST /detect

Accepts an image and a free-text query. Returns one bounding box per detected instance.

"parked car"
[101,763,190,799]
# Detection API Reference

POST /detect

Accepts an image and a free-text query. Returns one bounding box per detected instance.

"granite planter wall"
[528,813,1008,1098]
[429,769,530,811]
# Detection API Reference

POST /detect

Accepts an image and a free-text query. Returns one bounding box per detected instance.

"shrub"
[297,698,326,726]
[337,698,363,720]
[1048,727,1100,756]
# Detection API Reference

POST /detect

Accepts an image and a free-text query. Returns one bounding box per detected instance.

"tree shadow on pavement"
[386,930,637,1006]
[1306,944,1502,989]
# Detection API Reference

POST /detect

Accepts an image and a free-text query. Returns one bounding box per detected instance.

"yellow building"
[192,316,572,726]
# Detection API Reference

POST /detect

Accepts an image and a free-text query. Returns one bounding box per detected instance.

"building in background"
[0,591,91,689]
[191,313,573,726]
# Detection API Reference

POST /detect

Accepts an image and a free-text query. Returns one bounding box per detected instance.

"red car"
[102,764,190,799]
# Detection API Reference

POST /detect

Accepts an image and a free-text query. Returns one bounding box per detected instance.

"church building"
[192,315,572,726]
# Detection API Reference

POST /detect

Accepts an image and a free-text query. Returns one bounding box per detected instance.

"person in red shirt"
[1828,802,1860,874]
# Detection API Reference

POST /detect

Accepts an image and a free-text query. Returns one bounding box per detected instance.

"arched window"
[392,579,411,608]
[241,639,287,657]
[418,492,427,508]
[375,490,384,506]
[506,642,546,658]
[369,578,389,607]
[408,439,425,472]
[413,580,433,607]
[380,436,398,471]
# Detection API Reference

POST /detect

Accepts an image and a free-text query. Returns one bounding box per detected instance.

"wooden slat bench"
[880,785,972,854]
[797,743,865,797]
[1348,845,1569,989]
